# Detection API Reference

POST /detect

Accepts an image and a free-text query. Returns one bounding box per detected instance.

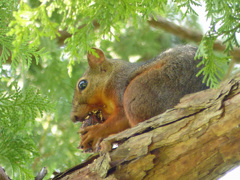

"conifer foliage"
[0,85,53,179]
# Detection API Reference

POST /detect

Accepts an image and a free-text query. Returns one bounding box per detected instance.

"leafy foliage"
[0,0,46,70]
[175,0,201,17]
[5,0,239,85]
[9,0,169,72]
[196,0,240,87]
[0,0,17,67]
[205,0,240,49]
[196,36,230,87]
[0,83,53,179]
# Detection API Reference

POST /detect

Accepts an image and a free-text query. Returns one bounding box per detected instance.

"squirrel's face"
[71,48,114,123]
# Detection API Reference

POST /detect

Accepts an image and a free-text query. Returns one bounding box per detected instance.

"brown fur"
[71,46,208,151]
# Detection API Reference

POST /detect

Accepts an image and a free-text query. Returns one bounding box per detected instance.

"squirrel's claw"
[79,124,103,152]
[78,127,88,135]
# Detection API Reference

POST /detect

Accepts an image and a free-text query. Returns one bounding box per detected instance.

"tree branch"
[0,166,11,180]
[56,16,240,60]
[52,73,240,180]
[148,16,240,59]
[57,20,100,46]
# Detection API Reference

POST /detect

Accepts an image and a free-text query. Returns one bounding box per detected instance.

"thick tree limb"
[52,73,240,180]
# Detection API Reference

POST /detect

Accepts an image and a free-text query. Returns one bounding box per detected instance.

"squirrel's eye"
[78,80,88,91]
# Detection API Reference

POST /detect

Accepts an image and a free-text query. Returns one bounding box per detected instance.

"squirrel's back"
[123,45,208,125]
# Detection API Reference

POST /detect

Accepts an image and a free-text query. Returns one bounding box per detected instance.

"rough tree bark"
[52,73,240,180]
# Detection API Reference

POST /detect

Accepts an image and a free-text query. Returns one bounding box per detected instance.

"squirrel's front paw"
[78,124,104,152]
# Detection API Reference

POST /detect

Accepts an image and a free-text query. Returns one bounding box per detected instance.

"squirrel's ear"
[87,48,106,68]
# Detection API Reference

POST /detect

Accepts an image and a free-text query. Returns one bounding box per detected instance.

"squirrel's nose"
[71,114,80,123]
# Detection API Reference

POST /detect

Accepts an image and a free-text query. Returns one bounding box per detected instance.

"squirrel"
[71,45,208,151]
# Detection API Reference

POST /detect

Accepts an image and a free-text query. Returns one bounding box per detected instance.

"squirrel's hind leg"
[123,67,170,127]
